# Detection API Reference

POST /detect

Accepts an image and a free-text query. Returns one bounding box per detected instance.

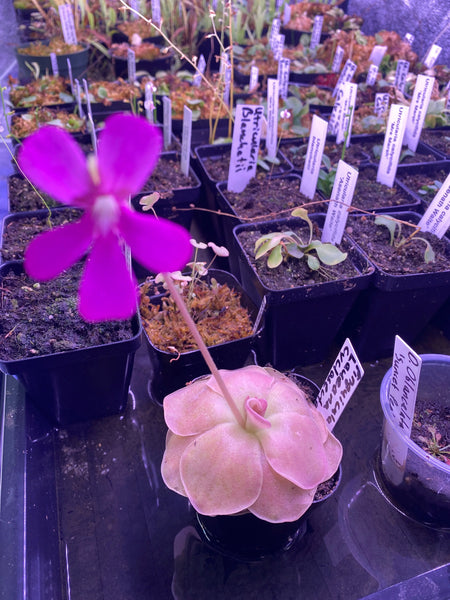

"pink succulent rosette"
[162,365,342,523]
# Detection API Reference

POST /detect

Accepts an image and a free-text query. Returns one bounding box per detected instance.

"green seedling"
[375,215,436,263]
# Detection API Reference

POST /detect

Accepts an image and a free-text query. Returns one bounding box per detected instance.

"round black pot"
[196,464,342,561]
[140,269,263,405]
[15,42,89,83]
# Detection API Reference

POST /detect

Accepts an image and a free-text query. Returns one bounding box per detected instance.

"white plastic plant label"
[193,54,206,87]
[394,59,409,95]
[322,160,358,244]
[249,65,259,92]
[374,92,390,116]
[283,3,291,26]
[336,82,357,146]
[221,53,232,106]
[423,44,442,69]
[273,34,285,61]
[366,64,378,86]
[368,45,387,67]
[269,18,281,52]
[316,338,364,431]
[50,52,59,76]
[129,0,139,19]
[404,74,435,152]
[74,79,84,118]
[332,59,356,97]
[299,114,328,199]
[385,336,422,470]
[310,15,323,50]
[66,58,74,95]
[127,48,136,83]
[266,78,279,160]
[180,106,192,177]
[82,78,97,154]
[58,4,77,45]
[227,104,264,193]
[162,96,172,151]
[331,45,344,73]
[151,0,161,26]
[418,172,450,238]
[376,104,409,187]
[404,32,415,45]
[277,58,290,100]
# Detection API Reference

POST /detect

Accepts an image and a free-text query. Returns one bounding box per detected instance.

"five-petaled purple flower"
[18,114,192,322]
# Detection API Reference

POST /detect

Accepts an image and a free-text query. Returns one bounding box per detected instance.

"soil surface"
[418,129,450,157]
[1,209,81,261]
[0,262,135,361]
[237,223,360,290]
[220,175,327,221]
[8,174,59,212]
[199,148,290,183]
[396,167,449,206]
[352,168,419,211]
[411,395,450,465]
[280,139,370,172]
[345,214,450,275]
[140,154,198,199]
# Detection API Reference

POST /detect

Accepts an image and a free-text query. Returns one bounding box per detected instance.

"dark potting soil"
[411,395,450,466]
[345,215,450,276]
[361,143,442,165]
[140,154,197,199]
[353,168,417,211]
[237,224,360,290]
[419,129,450,156]
[281,140,370,172]
[1,209,82,261]
[0,262,134,361]
[201,149,290,183]
[396,168,448,206]
[8,175,59,212]
[222,176,327,221]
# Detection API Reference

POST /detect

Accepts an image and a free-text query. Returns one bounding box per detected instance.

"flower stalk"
[162,272,245,429]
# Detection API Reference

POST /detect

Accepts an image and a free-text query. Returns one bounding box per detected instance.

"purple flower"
[18,114,192,322]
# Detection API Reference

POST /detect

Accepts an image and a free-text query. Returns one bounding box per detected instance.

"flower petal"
[164,375,235,436]
[119,206,192,274]
[161,431,192,497]
[249,456,315,523]
[24,215,93,280]
[97,114,162,198]
[18,126,93,206]
[179,423,263,516]
[78,231,138,322]
[257,413,330,489]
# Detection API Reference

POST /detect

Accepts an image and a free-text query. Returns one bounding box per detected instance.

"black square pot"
[140,269,263,404]
[341,212,450,360]
[0,261,142,426]
[232,214,374,369]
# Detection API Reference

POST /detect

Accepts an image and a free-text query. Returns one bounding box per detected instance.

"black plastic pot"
[0,207,82,263]
[393,161,450,213]
[341,212,450,361]
[233,214,374,369]
[0,261,142,426]
[112,52,174,78]
[194,144,293,263]
[140,269,263,405]
[15,42,89,83]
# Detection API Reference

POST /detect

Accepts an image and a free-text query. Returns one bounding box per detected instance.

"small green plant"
[374,215,436,263]
[254,208,347,272]
[418,180,442,196]
[372,144,416,163]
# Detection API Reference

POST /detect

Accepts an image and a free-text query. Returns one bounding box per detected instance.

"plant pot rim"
[380,352,450,475]
[140,268,261,358]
